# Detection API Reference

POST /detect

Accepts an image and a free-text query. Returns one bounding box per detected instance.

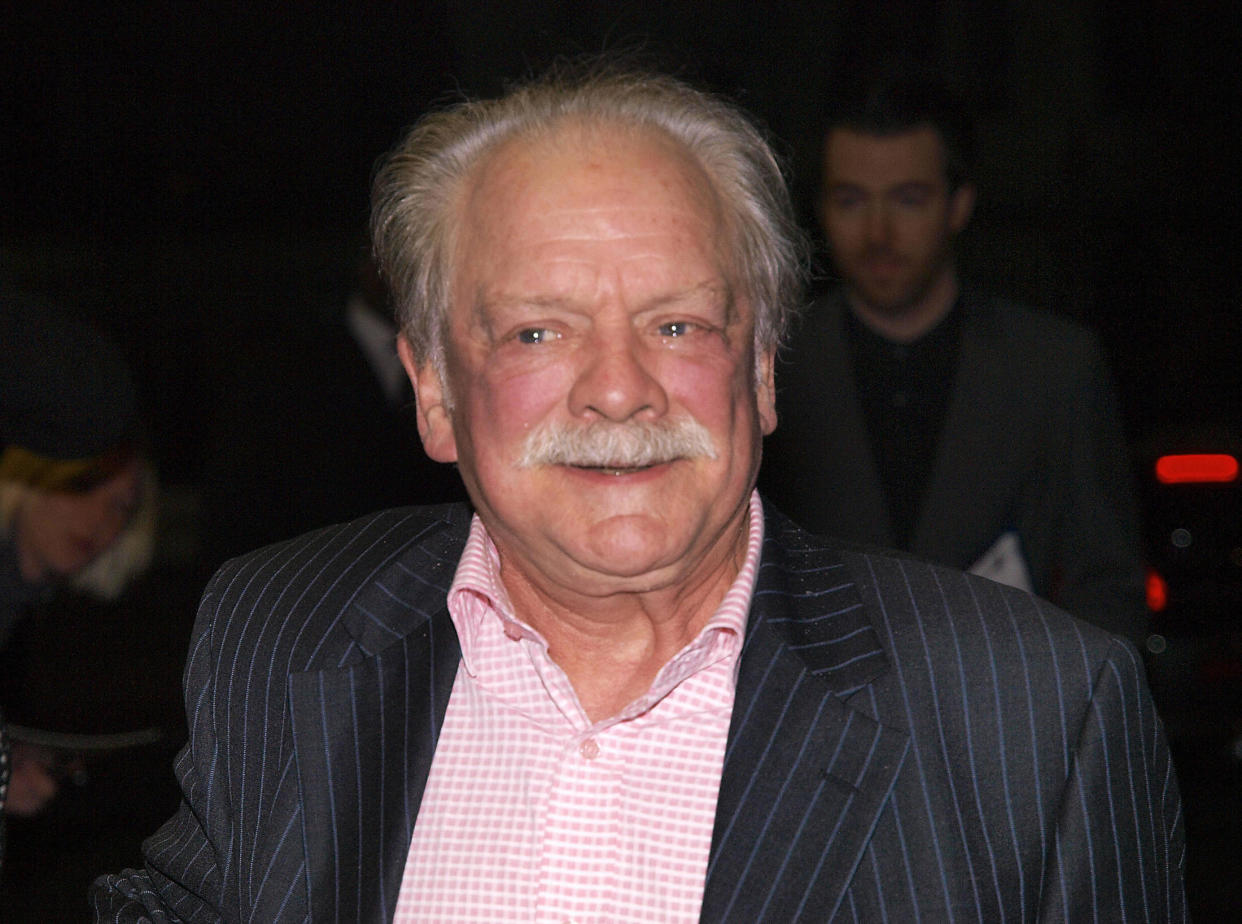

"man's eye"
[658,321,693,338]
[517,328,557,344]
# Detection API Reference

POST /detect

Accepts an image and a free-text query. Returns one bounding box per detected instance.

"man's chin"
[572,516,688,583]
[851,282,919,317]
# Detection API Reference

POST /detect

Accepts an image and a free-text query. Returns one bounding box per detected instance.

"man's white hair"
[371,61,807,384]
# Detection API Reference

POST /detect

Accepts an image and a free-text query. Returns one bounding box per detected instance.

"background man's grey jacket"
[761,290,1146,644]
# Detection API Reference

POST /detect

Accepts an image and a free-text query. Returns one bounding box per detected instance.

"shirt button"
[579,738,600,760]
[503,623,523,641]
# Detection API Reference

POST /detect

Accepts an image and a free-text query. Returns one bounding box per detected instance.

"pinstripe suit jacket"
[92,502,1186,922]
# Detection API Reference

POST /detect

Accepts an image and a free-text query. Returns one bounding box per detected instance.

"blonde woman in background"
[0,294,156,858]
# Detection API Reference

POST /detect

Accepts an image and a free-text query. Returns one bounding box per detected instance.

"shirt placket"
[535,721,624,924]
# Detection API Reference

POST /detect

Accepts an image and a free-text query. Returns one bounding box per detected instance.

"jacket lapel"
[912,296,1009,565]
[701,515,909,921]
[288,513,464,922]
[807,297,896,546]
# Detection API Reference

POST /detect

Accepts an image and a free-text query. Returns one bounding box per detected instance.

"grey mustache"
[516,418,718,468]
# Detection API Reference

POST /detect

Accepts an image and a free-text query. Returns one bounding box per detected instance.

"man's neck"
[848,269,960,344]
[494,518,750,722]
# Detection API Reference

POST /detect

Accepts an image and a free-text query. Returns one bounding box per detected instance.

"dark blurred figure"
[0,294,157,862]
[760,69,1146,643]
[200,245,466,568]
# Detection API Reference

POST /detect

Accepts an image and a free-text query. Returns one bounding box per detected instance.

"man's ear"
[756,347,777,436]
[397,334,458,463]
[949,182,976,234]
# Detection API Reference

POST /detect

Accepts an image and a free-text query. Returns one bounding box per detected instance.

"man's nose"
[568,328,668,422]
[863,203,893,244]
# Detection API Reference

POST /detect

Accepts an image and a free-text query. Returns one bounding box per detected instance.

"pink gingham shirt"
[393,492,765,923]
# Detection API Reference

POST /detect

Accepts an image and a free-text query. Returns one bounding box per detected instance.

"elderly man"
[93,68,1184,922]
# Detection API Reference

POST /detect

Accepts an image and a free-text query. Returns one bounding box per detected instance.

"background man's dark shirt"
[846,303,963,548]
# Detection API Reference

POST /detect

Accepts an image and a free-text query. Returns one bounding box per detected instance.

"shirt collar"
[446,490,765,680]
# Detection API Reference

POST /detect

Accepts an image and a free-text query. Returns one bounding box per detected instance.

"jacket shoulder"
[764,501,1125,666]
[198,503,472,673]
[965,294,1102,362]
[217,503,470,576]
[842,533,1127,668]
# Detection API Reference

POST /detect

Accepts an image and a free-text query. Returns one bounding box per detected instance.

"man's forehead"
[453,125,731,272]
[824,125,949,185]
[468,123,717,210]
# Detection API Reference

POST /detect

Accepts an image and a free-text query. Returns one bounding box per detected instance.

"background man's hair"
[822,66,975,191]
[371,58,808,377]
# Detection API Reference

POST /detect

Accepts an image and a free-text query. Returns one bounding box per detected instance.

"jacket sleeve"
[1038,637,1187,920]
[90,584,236,923]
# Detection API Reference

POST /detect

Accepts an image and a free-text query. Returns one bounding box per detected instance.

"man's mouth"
[574,461,664,476]
[862,256,903,274]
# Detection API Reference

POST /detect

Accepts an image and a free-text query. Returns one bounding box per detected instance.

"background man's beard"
[516,418,718,469]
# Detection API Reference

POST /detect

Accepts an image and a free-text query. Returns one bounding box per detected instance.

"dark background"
[5,2,1241,460]
[2,1,1239,919]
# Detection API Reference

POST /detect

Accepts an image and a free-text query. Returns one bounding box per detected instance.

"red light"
[1146,569,1168,613]
[1155,454,1239,484]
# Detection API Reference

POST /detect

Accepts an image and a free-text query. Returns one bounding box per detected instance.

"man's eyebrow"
[476,293,575,313]
[470,293,573,334]
[645,281,741,329]
[477,281,731,316]
[643,281,732,308]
